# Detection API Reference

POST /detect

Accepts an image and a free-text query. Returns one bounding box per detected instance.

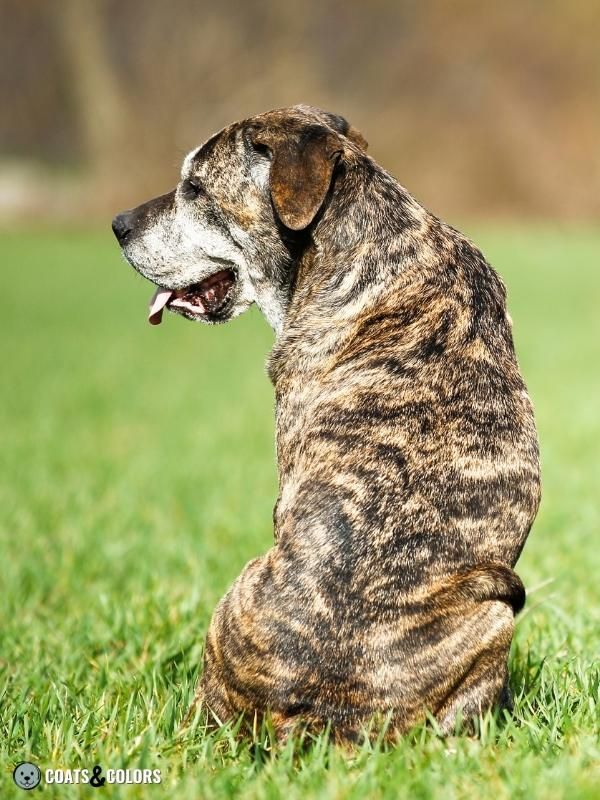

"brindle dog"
[112,105,541,742]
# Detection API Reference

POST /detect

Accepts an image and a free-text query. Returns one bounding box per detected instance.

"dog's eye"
[181,179,204,200]
[252,141,271,158]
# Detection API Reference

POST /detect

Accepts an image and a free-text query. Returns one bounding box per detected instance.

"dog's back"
[270,158,540,580]
[202,152,540,739]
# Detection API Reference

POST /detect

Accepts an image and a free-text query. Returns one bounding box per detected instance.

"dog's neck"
[266,155,447,385]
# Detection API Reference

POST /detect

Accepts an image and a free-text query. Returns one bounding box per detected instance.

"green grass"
[0,226,599,798]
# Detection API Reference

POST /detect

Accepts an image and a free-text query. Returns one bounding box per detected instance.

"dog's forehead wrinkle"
[181,132,223,179]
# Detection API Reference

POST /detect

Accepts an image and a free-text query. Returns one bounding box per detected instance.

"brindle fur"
[113,106,541,743]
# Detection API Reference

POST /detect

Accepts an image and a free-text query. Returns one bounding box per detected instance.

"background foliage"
[1,0,599,221]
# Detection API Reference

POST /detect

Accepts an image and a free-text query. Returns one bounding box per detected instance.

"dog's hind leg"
[182,611,238,730]
[425,563,525,734]
[187,554,281,731]
[433,606,513,734]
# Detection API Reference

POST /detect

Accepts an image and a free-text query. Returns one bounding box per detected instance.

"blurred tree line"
[0,0,599,220]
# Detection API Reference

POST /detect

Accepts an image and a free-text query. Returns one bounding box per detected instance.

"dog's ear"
[251,124,344,230]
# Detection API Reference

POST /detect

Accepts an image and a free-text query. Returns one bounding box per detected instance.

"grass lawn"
[0,226,599,798]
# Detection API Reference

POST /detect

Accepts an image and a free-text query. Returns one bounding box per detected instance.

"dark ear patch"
[254,125,343,230]
[293,105,368,151]
[320,111,368,151]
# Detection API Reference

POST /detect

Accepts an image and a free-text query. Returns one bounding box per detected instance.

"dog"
[112,105,541,742]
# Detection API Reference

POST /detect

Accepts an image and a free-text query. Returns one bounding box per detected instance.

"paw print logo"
[13,762,42,791]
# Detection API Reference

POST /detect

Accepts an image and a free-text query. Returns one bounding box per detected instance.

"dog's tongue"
[148,287,174,325]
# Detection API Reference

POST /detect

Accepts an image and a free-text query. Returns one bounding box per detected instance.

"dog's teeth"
[205,289,216,302]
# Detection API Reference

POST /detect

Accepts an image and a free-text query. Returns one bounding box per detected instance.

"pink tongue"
[148,288,174,325]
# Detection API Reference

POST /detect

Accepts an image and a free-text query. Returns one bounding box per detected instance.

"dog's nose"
[112,212,134,243]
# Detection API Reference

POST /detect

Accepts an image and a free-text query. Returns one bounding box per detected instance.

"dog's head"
[112,105,367,332]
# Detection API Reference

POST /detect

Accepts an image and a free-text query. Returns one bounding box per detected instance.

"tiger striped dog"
[112,105,541,742]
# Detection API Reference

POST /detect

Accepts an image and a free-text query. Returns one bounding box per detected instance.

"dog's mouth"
[148,268,236,325]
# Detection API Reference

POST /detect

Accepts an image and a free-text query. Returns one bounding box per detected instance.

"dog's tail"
[432,562,526,614]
